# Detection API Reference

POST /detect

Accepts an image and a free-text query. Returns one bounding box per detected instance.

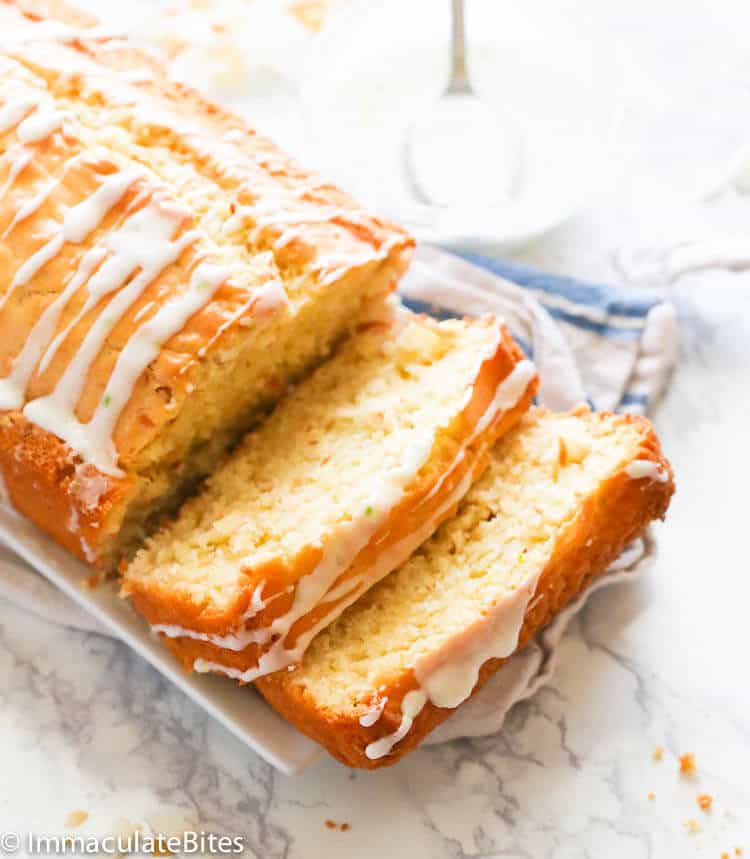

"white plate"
[0,506,322,775]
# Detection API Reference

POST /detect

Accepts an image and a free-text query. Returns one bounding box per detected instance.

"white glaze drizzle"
[473,359,536,436]
[362,554,544,759]
[323,464,476,609]
[359,696,388,728]
[0,246,107,410]
[1,153,84,240]
[0,100,35,135]
[132,300,155,324]
[625,459,668,483]
[0,170,137,312]
[364,691,427,760]
[0,96,285,475]
[312,249,388,287]
[3,35,396,292]
[152,581,286,649]
[2,178,58,238]
[224,203,362,254]
[414,572,541,709]
[0,147,33,200]
[80,261,229,467]
[16,109,67,144]
[411,357,536,516]
[194,275,288,359]
[23,199,199,475]
[0,48,401,514]
[313,231,404,287]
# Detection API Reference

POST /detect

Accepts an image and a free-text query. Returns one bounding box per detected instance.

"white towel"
[0,245,678,746]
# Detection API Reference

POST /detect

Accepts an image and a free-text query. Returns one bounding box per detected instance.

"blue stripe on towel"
[458,252,660,320]
[618,392,649,408]
[543,306,643,340]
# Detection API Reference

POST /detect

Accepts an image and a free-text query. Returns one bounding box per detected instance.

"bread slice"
[256,408,674,768]
[0,1,412,569]
[121,309,537,681]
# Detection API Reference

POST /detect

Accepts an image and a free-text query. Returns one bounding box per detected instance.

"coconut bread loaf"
[256,408,675,767]
[0,0,412,569]
[122,309,538,682]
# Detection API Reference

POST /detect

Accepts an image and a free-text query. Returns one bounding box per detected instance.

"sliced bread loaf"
[122,309,538,681]
[0,1,412,569]
[256,407,674,767]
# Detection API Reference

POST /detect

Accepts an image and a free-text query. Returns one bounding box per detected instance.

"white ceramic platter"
[0,506,322,775]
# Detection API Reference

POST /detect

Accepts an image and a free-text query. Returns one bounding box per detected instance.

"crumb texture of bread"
[256,408,674,767]
[0,0,412,568]
[123,311,536,680]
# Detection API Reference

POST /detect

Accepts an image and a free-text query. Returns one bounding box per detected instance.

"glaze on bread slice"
[256,408,674,767]
[0,0,412,569]
[122,309,537,682]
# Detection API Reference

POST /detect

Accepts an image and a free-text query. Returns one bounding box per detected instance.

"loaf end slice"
[256,407,674,767]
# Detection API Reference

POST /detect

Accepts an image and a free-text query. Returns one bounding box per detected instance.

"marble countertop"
[1,1,749,856]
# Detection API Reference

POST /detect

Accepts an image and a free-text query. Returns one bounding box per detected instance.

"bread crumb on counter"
[324,820,350,832]
[653,745,664,762]
[684,818,701,834]
[679,752,697,776]
[647,792,656,801]
[82,572,105,590]
[65,810,89,828]
[697,793,713,812]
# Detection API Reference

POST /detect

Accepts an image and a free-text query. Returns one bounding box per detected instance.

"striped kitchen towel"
[0,244,679,751]
[401,245,678,415]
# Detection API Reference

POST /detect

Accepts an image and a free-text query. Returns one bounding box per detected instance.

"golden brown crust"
[1,0,411,268]
[125,323,538,672]
[0,411,132,561]
[255,411,675,768]
[0,0,413,567]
